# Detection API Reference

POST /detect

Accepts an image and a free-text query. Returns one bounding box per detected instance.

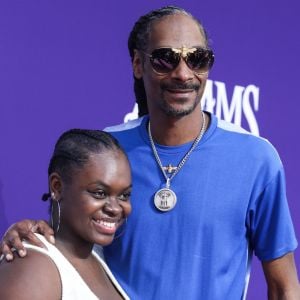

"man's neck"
[148,109,207,146]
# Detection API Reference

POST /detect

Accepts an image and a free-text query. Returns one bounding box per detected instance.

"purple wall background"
[0,1,299,298]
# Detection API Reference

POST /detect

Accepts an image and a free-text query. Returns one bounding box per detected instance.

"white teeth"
[99,220,116,229]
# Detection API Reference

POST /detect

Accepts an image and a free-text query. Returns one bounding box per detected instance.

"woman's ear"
[49,173,63,201]
[132,49,143,79]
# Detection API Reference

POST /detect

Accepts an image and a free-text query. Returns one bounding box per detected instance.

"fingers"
[0,230,27,260]
[0,219,55,261]
[17,220,55,248]
[0,243,16,261]
[32,220,55,244]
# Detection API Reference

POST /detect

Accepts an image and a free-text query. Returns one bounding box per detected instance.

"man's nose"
[170,57,194,82]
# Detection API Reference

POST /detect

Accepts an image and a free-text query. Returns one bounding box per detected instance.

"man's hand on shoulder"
[0,219,54,261]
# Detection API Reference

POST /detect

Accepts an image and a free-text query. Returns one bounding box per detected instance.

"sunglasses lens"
[150,49,179,74]
[186,49,214,73]
[148,48,214,74]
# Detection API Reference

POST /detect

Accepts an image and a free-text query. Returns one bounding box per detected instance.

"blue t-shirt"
[104,113,297,300]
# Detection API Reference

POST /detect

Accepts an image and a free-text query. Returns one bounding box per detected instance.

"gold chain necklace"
[148,112,206,212]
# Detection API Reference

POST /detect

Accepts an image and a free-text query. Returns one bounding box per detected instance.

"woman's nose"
[103,198,122,216]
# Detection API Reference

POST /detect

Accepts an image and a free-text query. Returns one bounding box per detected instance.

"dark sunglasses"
[142,46,214,75]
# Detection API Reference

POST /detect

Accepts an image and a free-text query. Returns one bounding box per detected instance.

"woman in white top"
[0,129,131,300]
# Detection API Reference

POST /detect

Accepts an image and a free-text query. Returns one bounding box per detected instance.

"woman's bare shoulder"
[0,249,61,300]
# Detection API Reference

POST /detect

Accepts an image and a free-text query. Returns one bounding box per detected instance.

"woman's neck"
[54,231,94,260]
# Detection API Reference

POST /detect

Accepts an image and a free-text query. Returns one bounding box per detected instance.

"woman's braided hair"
[42,129,125,201]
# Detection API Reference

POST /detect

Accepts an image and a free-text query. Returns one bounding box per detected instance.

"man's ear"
[49,172,63,201]
[132,49,143,79]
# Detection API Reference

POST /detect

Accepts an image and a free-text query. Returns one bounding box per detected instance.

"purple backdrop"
[0,1,299,298]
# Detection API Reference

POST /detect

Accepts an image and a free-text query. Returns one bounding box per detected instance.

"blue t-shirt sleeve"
[248,167,298,261]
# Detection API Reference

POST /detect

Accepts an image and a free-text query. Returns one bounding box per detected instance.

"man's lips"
[161,82,200,92]
[166,88,195,93]
[165,89,196,98]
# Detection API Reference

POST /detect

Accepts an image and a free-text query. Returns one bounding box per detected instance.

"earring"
[51,198,61,233]
[56,201,61,233]
[51,192,55,200]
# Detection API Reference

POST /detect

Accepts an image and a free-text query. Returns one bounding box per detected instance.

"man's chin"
[161,101,199,117]
[163,106,195,117]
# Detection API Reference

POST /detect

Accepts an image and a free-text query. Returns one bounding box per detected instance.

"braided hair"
[42,129,125,201]
[128,5,210,117]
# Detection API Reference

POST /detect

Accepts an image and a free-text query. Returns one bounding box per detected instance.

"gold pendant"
[163,164,177,174]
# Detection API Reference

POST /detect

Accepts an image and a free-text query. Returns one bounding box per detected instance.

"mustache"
[160,82,200,91]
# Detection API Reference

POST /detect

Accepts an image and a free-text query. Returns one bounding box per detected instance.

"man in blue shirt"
[1,5,299,299]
